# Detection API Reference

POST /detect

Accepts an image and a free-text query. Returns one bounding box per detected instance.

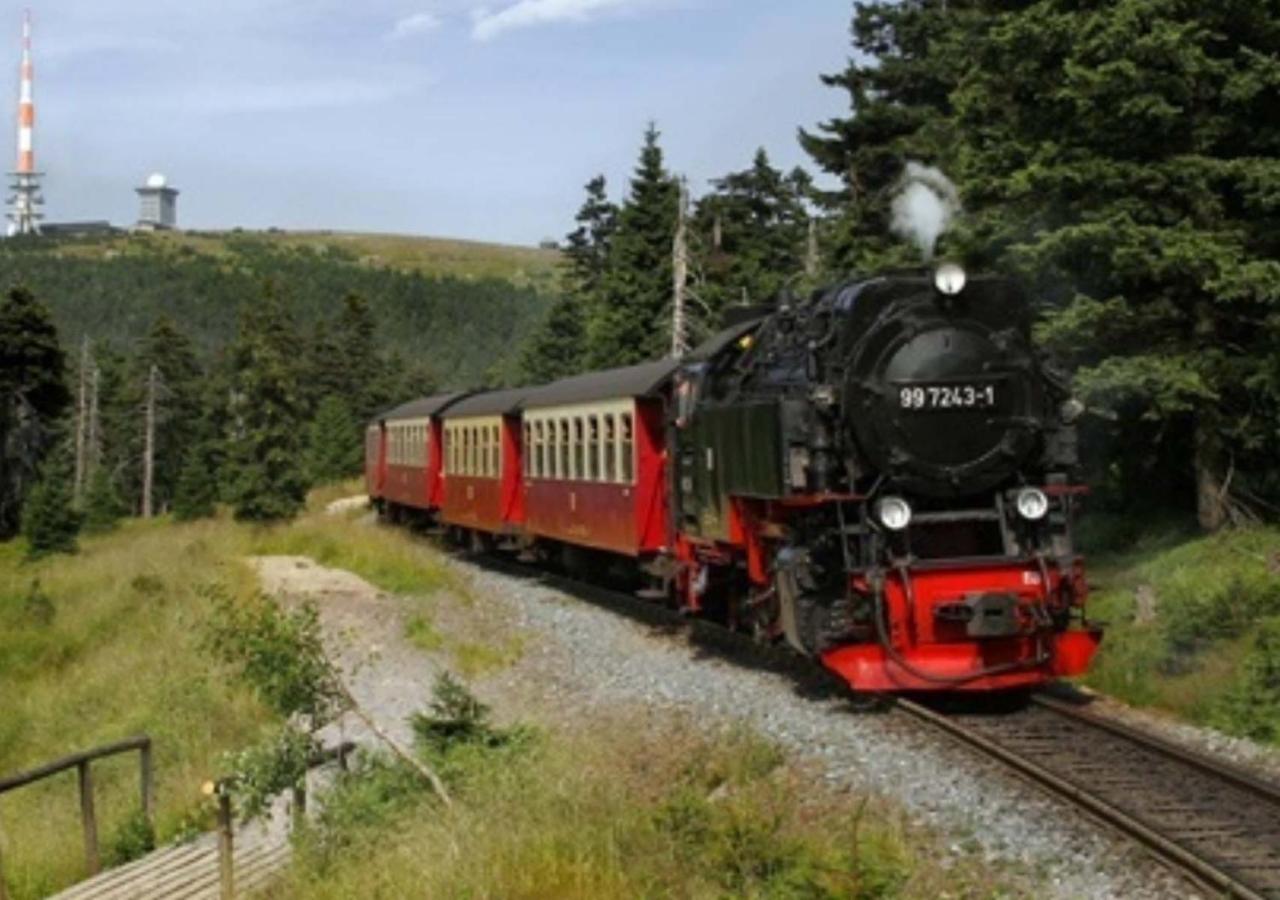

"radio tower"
[7,10,42,236]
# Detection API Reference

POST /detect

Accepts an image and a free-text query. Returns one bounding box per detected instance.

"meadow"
[0,516,272,898]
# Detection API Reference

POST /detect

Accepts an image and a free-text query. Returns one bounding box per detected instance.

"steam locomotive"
[367,264,1102,693]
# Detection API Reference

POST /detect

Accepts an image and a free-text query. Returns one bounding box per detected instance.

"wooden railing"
[207,741,354,900]
[0,735,153,900]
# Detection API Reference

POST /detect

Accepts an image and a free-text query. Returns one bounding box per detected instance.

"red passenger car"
[520,361,675,558]
[369,393,466,518]
[439,389,528,537]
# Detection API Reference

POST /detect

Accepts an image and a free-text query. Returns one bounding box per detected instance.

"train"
[365,265,1103,693]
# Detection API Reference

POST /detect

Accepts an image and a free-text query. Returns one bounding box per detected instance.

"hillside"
[1081,520,1280,744]
[0,230,561,389]
[55,229,563,292]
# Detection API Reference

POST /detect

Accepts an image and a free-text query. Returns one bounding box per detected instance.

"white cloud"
[471,0,638,41]
[388,11,443,40]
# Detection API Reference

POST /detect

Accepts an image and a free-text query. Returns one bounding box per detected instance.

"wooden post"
[139,741,154,826]
[0,820,9,900]
[216,789,234,900]
[142,365,158,519]
[77,761,100,876]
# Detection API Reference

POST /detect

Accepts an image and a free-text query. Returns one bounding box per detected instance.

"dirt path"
[250,556,451,750]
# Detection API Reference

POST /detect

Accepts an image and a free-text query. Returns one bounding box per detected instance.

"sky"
[9,0,854,245]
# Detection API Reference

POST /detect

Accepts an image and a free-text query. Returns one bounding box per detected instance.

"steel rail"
[1032,693,1280,806]
[895,698,1272,900]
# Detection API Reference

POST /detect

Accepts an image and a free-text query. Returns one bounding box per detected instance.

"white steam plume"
[890,161,962,261]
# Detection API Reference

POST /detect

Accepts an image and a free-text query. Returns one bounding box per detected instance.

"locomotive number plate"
[896,382,1001,411]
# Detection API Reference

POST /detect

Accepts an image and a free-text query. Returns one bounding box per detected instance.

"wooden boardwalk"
[51,822,288,900]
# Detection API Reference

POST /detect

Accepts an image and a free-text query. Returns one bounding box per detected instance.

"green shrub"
[202,586,342,723]
[82,468,127,534]
[296,754,429,872]
[1213,617,1280,742]
[173,445,219,522]
[223,724,318,819]
[20,468,81,559]
[1162,575,1280,660]
[104,809,156,866]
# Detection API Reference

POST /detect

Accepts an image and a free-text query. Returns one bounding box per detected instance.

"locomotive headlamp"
[1015,488,1049,521]
[875,496,913,531]
[934,263,967,296]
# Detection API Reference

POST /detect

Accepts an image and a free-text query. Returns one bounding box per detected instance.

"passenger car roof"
[521,359,678,409]
[441,387,532,418]
[378,392,468,423]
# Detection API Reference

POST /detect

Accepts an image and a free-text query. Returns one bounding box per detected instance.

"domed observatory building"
[135,172,178,231]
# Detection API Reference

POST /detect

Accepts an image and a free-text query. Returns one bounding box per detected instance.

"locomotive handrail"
[0,735,153,898]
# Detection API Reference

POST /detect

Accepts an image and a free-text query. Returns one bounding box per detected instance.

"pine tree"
[82,466,126,533]
[565,175,618,302]
[119,316,203,516]
[227,287,308,522]
[519,176,617,383]
[587,125,681,368]
[697,148,813,312]
[301,318,347,416]
[0,285,71,538]
[173,443,219,522]
[305,395,360,485]
[393,358,439,403]
[800,1,989,274]
[517,295,586,384]
[335,292,388,423]
[955,0,1280,529]
[21,456,81,558]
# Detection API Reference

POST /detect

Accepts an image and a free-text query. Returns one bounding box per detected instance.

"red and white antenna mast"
[7,9,43,236]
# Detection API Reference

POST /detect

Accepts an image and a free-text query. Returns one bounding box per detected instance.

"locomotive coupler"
[933,593,1024,638]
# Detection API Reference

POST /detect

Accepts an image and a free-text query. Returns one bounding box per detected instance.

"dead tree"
[671,178,691,358]
[142,365,158,519]
[74,338,91,503]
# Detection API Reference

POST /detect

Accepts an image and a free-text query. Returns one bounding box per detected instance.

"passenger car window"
[621,413,634,484]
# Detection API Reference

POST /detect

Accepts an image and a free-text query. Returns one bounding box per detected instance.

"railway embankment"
[253,504,1193,899]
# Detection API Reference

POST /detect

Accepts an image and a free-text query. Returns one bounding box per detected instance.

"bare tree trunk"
[142,365,157,519]
[805,217,820,280]
[74,338,89,503]
[671,178,690,359]
[88,366,100,473]
[1195,419,1228,532]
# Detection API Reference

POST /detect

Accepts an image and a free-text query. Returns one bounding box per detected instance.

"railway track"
[447,540,1280,898]
[898,695,1280,900]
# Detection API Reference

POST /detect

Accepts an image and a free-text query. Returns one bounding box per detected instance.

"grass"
[1081,517,1280,741]
[0,515,276,900]
[270,712,1006,900]
[52,229,563,292]
[250,516,453,598]
[451,636,524,678]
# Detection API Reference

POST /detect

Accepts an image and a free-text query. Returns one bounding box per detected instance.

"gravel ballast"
[447,559,1203,900]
